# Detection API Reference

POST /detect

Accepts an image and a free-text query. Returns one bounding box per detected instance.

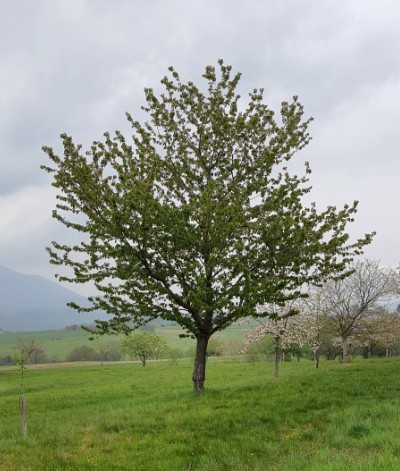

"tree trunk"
[342,338,350,363]
[313,347,320,369]
[386,346,389,358]
[192,335,209,393]
[19,395,27,437]
[141,355,146,367]
[274,337,280,378]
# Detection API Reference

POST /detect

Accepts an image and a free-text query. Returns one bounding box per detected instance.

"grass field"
[1,357,400,470]
[0,324,251,361]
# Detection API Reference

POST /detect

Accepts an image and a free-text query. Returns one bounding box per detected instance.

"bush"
[246,336,275,361]
[98,342,123,361]
[64,324,82,331]
[206,338,223,358]
[66,346,99,362]
[163,347,183,366]
[0,355,15,365]
[220,339,244,356]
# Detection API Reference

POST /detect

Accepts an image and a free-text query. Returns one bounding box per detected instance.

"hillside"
[1,264,398,333]
[0,265,105,331]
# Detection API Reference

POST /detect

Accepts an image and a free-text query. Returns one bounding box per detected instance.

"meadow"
[0,323,250,361]
[1,357,400,470]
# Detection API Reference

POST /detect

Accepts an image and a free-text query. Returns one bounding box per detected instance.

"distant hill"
[0,265,106,331]
[1,265,398,333]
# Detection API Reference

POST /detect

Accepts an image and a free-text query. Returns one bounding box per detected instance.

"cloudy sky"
[1,0,399,294]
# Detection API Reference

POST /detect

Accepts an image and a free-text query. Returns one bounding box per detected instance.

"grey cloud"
[1,0,400,281]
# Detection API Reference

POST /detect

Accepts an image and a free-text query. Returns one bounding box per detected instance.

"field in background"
[1,358,400,470]
[0,323,253,360]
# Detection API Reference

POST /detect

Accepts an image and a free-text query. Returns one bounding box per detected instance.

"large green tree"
[42,61,373,392]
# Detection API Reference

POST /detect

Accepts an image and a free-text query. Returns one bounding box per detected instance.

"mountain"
[0,265,106,331]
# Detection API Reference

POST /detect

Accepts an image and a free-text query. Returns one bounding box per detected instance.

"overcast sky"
[1,0,399,294]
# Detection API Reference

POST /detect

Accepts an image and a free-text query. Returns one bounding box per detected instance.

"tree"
[245,335,275,362]
[41,61,373,392]
[243,302,319,377]
[18,338,46,365]
[164,347,183,366]
[121,332,167,366]
[356,309,400,358]
[313,259,396,362]
[13,347,27,437]
[300,289,336,369]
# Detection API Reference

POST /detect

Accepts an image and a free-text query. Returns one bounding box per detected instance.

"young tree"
[164,347,183,366]
[243,302,314,377]
[297,312,325,369]
[121,332,167,366]
[41,61,373,392]
[300,288,340,369]
[13,347,27,437]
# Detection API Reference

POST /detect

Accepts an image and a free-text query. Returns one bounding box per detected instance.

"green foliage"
[206,337,223,358]
[65,342,123,362]
[0,354,16,365]
[66,345,98,362]
[0,324,248,361]
[12,347,26,372]
[164,347,184,366]
[64,324,82,331]
[246,335,275,360]
[41,60,373,343]
[42,61,374,390]
[121,332,167,366]
[219,338,244,356]
[2,360,400,469]
[97,341,123,361]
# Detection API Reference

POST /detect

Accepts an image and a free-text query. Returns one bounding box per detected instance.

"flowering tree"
[243,302,312,377]
[310,260,396,362]
[300,287,343,368]
[297,312,325,368]
[330,335,360,362]
[356,309,400,358]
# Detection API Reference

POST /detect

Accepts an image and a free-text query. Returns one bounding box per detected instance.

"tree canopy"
[41,60,374,391]
[310,259,396,362]
[121,332,167,367]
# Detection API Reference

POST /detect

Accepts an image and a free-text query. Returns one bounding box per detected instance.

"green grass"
[0,328,192,360]
[0,324,252,360]
[0,329,104,360]
[1,357,400,470]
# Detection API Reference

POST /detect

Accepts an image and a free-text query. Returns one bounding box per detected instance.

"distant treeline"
[2,333,400,366]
